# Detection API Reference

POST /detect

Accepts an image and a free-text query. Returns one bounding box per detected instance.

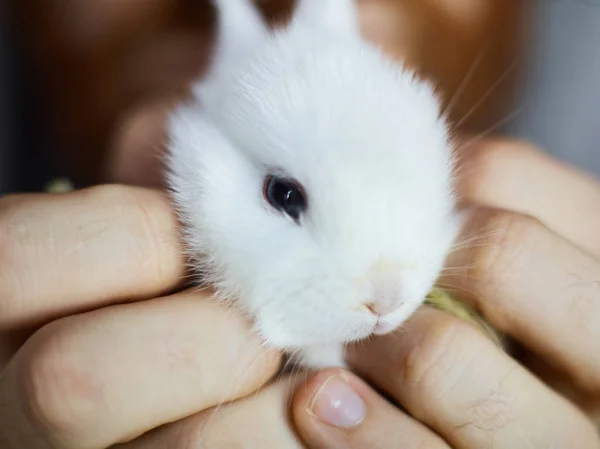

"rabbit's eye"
[263,175,306,222]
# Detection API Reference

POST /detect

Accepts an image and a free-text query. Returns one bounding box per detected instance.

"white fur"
[165,0,460,368]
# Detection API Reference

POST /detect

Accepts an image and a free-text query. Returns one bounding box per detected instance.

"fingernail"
[308,374,366,428]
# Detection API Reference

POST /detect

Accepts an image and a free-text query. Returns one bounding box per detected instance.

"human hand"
[74,138,600,449]
[283,138,600,448]
[0,186,280,448]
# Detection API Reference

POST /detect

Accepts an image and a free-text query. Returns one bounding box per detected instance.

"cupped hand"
[0,186,280,449]
[286,138,600,448]
[87,139,600,449]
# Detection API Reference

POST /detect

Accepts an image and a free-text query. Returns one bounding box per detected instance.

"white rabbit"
[165,0,461,369]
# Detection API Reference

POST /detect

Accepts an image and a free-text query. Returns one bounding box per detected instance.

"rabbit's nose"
[362,280,403,317]
[361,259,406,316]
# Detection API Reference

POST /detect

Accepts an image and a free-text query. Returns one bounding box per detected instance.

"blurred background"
[0,0,598,194]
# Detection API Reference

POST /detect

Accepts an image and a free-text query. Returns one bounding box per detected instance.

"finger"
[0,185,183,334]
[516,349,600,423]
[117,375,306,449]
[442,207,600,393]
[347,307,600,449]
[293,368,450,449]
[457,137,600,259]
[1,290,281,449]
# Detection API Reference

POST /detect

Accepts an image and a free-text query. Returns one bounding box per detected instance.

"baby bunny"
[165,0,460,368]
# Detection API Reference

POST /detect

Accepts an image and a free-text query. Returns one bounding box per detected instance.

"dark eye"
[263,175,307,221]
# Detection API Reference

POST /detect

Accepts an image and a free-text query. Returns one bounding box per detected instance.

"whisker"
[450,234,500,248]
[435,281,485,302]
[448,243,503,255]
[448,232,504,252]
[454,56,519,129]
[458,98,531,149]
[441,40,492,120]
[439,264,482,274]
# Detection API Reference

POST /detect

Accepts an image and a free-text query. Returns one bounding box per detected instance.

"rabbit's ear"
[291,0,360,39]
[202,0,268,83]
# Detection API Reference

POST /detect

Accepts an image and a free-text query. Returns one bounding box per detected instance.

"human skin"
[0,185,282,448]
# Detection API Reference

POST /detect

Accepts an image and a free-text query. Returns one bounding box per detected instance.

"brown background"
[12,0,527,186]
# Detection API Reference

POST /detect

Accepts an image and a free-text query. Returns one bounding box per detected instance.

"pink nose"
[363,280,402,317]
[362,259,406,316]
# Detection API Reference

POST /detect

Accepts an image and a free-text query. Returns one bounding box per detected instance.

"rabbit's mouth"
[372,319,398,336]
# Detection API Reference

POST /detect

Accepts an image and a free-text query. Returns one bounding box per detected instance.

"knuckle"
[467,211,539,320]
[18,325,92,443]
[82,184,157,220]
[82,183,131,204]
[129,195,178,282]
[463,138,537,197]
[469,138,511,171]
[401,312,478,401]
[401,310,519,435]
[460,388,515,432]
[461,140,508,197]
[85,184,178,284]
[473,138,532,169]
[401,312,519,436]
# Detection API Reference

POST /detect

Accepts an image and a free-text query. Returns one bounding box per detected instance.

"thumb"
[292,368,448,449]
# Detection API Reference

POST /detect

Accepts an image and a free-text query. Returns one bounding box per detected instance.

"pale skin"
[3,1,600,448]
